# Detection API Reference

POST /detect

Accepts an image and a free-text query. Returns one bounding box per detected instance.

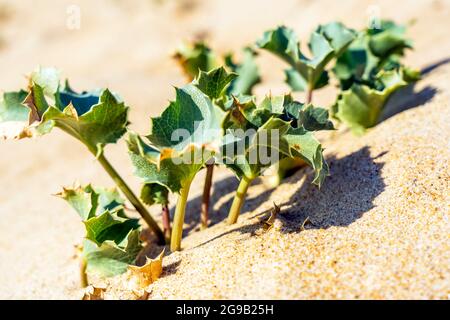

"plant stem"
[306,83,313,104]
[171,179,193,252]
[80,256,88,288]
[201,163,214,229]
[227,176,253,225]
[162,203,171,243]
[94,151,165,244]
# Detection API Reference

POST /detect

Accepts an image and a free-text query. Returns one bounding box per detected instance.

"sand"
[0,0,449,299]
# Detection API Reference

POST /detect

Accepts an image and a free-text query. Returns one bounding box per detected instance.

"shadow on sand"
[193,146,386,248]
[181,173,277,235]
[380,57,450,122]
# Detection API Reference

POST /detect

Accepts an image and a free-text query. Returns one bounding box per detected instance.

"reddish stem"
[201,163,214,229]
[306,84,313,104]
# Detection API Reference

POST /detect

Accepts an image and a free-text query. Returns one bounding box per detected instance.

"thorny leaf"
[334,20,414,89]
[140,183,169,206]
[82,285,106,300]
[83,229,143,277]
[220,117,290,180]
[194,67,237,100]
[128,83,225,193]
[128,132,204,193]
[127,249,165,290]
[368,20,413,59]
[56,184,125,220]
[262,203,281,231]
[135,289,151,300]
[83,211,140,246]
[0,90,32,139]
[283,100,335,131]
[38,88,128,155]
[0,67,128,155]
[147,84,224,152]
[221,95,330,186]
[59,184,142,277]
[300,216,311,231]
[331,67,417,134]
[257,23,356,91]
[298,105,335,131]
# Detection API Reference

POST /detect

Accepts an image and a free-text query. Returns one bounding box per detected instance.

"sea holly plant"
[253,23,353,186]
[0,67,165,243]
[127,81,225,251]
[333,19,414,89]
[256,22,356,103]
[267,99,335,186]
[331,67,419,134]
[331,20,420,134]
[128,68,331,248]
[57,184,142,285]
[219,94,332,224]
[174,43,261,228]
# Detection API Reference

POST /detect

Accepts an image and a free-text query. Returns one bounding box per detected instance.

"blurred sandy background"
[0,0,449,299]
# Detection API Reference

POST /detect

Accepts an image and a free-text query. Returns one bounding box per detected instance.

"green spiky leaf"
[298,105,335,131]
[283,127,329,186]
[225,47,261,95]
[334,20,414,89]
[83,210,140,246]
[194,67,237,100]
[0,67,128,155]
[368,20,413,58]
[147,84,224,152]
[220,96,329,186]
[257,23,355,92]
[331,67,413,134]
[237,95,286,128]
[82,229,142,277]
[58,184,142,277]
[128,131,207,193]
[0,90,31,139]
[140,183,169,206]
[38,89,128,154]
[129,84,224,193]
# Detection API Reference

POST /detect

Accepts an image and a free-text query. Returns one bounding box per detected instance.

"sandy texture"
[0,0,449,299]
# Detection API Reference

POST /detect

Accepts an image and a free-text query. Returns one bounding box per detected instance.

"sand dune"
[0,0,449,299]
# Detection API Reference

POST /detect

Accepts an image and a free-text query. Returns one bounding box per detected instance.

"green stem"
[227,177,253,225]
[170,179,193,252]
[201,163,214,229]
[94,150,165,244]
[56,123,165,243]
[80,256,88,288]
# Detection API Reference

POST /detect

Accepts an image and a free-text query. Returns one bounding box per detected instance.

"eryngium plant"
[0,67,165,243]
